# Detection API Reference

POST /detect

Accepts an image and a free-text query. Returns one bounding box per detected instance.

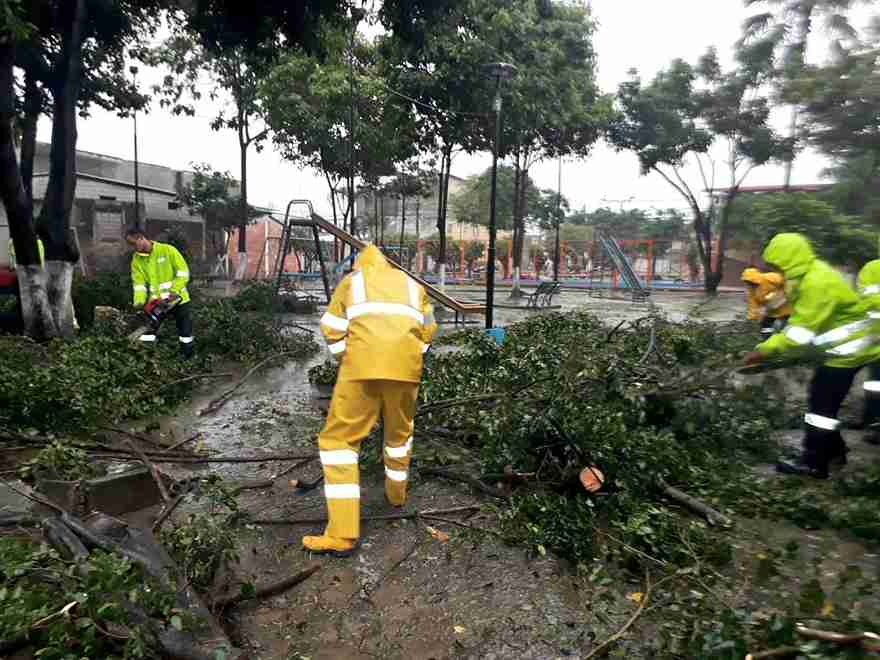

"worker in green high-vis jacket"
[125,227,193,358]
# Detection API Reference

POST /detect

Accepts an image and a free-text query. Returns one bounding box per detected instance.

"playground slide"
[599,233,649,295]
[310,214,486,316]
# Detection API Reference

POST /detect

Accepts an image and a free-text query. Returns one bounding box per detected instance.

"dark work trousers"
[172,302,194,358]
[804,363,880,466]
[862,362,880,432]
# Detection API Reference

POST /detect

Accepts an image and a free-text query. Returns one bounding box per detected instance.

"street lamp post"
[130,65,140,231]
[553,157,562,282]
[484,62,517,330]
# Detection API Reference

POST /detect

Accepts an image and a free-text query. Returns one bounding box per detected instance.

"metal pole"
[486,76,502,329]
[130,66,140,230]
[553,157,562,282]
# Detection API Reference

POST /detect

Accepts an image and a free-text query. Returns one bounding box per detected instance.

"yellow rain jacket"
[319,244,436,382]
[756,233,880,368]
[741,267,792,321]
[857,259,880,315]
[131,242,190,307]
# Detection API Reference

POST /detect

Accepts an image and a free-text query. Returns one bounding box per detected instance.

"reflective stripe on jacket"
[858,259,880,318]
[320,244,437,383]
[131,242,190,306]
[742,268,792,320]
[756,233,880,368]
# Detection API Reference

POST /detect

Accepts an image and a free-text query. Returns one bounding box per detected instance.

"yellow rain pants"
[319,379,418,540]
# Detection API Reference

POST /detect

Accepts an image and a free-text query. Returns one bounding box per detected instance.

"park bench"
[526,281,561,309]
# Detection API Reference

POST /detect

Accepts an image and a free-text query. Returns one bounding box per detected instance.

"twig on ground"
[211,565,320,609]
[274,456,317,479]
[1,481,66,515]
[0,601,79,655]
[199,352,296,416]
[745,647,801,660]
[158,372,234,391]
[421,514,500,537]
[162,433,201,454]
[585,572,660,659]
[360,538,420,603]
[657,478,732,527]
[418,466,511,499]
[796,624,880,651]
[124,440,172,504]
[248,504,480,526]
[151,493,186,533]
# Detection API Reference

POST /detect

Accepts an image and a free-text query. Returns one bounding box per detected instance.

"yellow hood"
[353,244,390,272]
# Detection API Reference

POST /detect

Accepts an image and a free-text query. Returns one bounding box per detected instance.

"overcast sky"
[35,0,873,218]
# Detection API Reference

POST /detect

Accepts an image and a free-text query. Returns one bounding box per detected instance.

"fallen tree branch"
[796,624,880,652]
[199,352,296,416]
[152,493,186,533]
[125,440,172,504]
[745,647,801,660]
[89,452,316,464]
[418,466,511,499]
[248,504,480,526]
[421,514,500,537]
[657,478,732,527]
[211,565,320,609]
[158,372,234,391]
[162,433,201,454]
[585,572,655,659]
[0,601,79,655]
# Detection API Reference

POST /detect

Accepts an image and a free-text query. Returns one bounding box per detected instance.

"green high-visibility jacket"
[756,233,880,368]
[131,242,190,307]
[857,259,880,315]
[8,238,44,268]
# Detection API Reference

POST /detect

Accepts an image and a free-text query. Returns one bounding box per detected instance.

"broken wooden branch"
[162,433,200,454]
[585,572,656,659]
[745,647,801,660]
[419,466,511,499]
[248,504,480,526]
[0,601,79,655]
[125,439,172,505]
[211,565,320,609]
[796,624,880,652]
[157,372,234,391]
[657,478,731,527]
[89,452,316,464]
[199,352,296,416]
[152,493,186,533]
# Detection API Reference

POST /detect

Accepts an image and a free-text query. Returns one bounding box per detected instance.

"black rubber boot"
[864,432,880,446]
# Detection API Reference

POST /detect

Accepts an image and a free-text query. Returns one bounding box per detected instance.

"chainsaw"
[127,296,180,343]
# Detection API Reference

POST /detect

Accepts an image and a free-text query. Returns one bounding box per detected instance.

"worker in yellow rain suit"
[741,267,792,335]
[857,259,880,444]
[303,244,437,556]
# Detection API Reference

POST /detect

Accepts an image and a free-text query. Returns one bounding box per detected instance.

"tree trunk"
[235,132,248,280]
[379,194,385,245]
[436,146,451,291]
[20,74,40,204]
[31,0,86,338]
[399,184,407,264]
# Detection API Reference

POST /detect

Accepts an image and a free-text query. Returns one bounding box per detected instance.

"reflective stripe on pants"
[317,379,419,539]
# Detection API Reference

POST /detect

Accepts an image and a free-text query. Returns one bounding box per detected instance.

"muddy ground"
[10,287,878,659]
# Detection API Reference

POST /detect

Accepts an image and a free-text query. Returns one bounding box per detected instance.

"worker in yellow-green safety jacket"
[124,228,193,358]
[857,259,880,445]
[743,233,880,478]
[741,267,792,335]
[304,244,437,557]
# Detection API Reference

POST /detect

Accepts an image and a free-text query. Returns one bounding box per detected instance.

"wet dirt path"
[152,297,880,659]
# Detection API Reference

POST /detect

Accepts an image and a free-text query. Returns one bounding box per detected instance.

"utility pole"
[130,65,141,230]
[483,62,517,330]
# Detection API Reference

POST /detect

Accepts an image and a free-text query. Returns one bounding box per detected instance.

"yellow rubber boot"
[302,534,358,557]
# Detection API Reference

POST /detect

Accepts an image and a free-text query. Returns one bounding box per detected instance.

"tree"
[149,31,272,280]
[2,0,164,339]
[176,163,258,271]
[463,240,485,278]
[608,49,791,293]
[739,0,863,186]
[261,24,413,247]
[450,165,539,231]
